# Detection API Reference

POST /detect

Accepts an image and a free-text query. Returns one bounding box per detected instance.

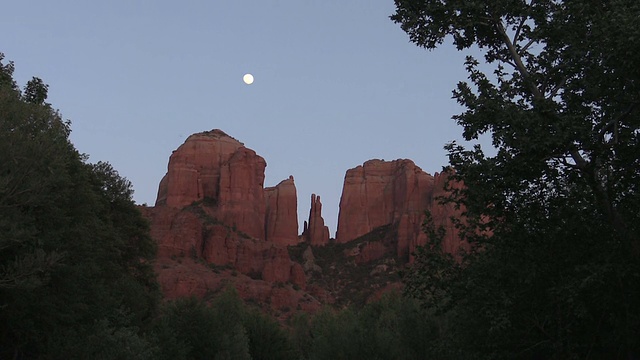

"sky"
[2,1,487,236]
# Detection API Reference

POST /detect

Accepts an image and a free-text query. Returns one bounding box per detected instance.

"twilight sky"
[2,1,487,236]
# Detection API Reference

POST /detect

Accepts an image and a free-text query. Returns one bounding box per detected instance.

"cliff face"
[155,130,269,240]
[147,130,312,313]
[336,159,464,262]
[264,176,299,246]
[335,159,433,254]
[142,205,304,285]
[156,130,246,208]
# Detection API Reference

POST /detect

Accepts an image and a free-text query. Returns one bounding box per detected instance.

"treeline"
[153,290,436,360]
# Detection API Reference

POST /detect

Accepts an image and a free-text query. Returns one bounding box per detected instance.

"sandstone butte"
[146,129,332,313]
[143,129,466,315]
[335,159,466,263]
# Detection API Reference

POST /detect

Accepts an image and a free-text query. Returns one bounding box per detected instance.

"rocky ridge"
[144,129,465,314]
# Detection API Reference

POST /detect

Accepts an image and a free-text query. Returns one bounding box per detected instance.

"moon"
[243,73,254,85]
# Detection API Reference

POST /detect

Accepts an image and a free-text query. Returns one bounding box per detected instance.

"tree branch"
[548,77,567,98]
[521,38,536,53]
[512,17,527,45]
[569,148,588,170]
[494,21,544,101]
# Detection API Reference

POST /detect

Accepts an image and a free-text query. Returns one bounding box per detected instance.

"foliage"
[392,0,640,250]
[46,316,157,360]
[153,288,299,360]
[242,307,297,360]
[392,0,640,358]
[0,52,159,359]
[150,284,443,360]
[153,294,250,360]
[300,292,439,360]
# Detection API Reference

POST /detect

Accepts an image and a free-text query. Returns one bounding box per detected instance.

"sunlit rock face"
[265,176,300,246]
[156,129,247,208]
[149,129,305,302]
[335,159,434,245]
[336,159,465,262]
[155,130,266,239]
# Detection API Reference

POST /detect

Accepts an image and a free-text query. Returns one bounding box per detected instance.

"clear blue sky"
[2,1,487,236]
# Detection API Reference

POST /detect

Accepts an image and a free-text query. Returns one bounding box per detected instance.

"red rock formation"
[302,194,330,246]
[155,130,266,239]
[155,258,319,313]
[289,263,306,288]
[216,147,266,239]
[146,129,309,313]
[140,206,203,259]
[342,241,389,265]
[335,159,433,244]
[141,207,320,311]
[146,129,467,315]
[156,130,246,208]
[265,176,299,246]
[335,159,464,262]
[140,205,305,285]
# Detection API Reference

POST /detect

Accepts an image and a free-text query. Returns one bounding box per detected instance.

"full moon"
[243,73,254,85]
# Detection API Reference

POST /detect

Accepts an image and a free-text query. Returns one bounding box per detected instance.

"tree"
[153,291,254,360]
[0,52,69,291]
[392,1,640,358]
[301,292,439,359]
[242,308,297,360]
[0,52,159,358]
[392,0,639,248]
[23,77,49,105]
